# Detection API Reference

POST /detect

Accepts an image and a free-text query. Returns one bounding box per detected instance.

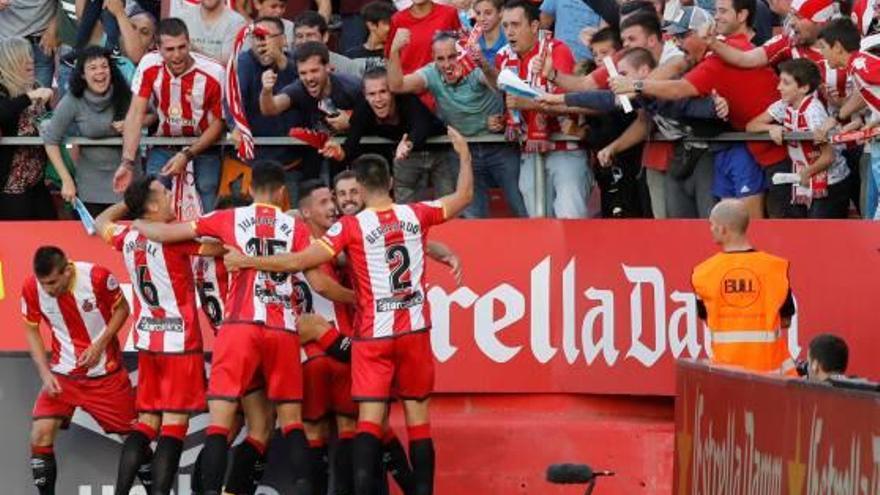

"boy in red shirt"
[386,0,461,75]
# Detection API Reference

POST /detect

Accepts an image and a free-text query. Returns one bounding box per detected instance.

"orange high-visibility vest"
[691,250,795,375]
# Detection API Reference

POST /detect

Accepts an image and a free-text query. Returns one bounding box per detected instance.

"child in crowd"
[589,26,621,62]
[747,58,851,218]
[346,1,396,61]
[474,0,506,65]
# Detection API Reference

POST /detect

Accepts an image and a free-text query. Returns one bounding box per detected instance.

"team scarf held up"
[225,23,271,161]
[784,93,828,205]
[500,31,556,153]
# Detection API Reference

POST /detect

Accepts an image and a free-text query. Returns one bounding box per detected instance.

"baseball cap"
[663,6,714,35]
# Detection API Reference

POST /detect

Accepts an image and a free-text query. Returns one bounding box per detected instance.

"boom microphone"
[546,464,614,484]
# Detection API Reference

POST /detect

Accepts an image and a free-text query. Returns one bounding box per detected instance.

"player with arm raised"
[132,160,354,494]
[223,126,473,495]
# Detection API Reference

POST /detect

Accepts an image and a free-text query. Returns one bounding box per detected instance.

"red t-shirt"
[588,51,624,89]
[685,33,787,166]
[386,3,462,75]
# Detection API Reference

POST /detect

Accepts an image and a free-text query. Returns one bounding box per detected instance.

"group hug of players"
[21,127,473,495]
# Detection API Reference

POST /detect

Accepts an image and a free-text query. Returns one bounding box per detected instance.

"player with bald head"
[692,198,799,375]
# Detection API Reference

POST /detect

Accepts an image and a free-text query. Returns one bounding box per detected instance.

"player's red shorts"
[136,352,207,413]
[352,330,434,402]
[32,368,136,434]
[209,322,303,402]
[302,356,357,421]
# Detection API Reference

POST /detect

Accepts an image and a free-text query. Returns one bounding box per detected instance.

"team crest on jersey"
[168,105,183,119]
[81,298,96,313]
[326,222,343,237]
[106,275,119,292]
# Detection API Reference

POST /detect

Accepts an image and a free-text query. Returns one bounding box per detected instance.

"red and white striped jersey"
[293,250,354,360]
[107,224,204,353]
[194,256,229,332]
[319,202,447,339]
[849,51,880,116]
[21,262,125,377]
[763,35,850,104]
[193,203,311,331]
[131,51,225,137]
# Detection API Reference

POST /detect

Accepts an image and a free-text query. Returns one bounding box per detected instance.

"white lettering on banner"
[806,409,880,495]
[474,284,524,363]
[624,265,667,367]
[427,257,802,367]
[690,391,784,495]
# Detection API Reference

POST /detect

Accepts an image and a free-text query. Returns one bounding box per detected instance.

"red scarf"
[226,24,268,161]
[784,93,828,205]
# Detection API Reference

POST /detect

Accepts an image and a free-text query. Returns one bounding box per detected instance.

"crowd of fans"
[2,0,880,220]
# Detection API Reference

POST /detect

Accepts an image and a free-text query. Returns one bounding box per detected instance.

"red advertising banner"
[2,220,879,396]
[674,360,880,495]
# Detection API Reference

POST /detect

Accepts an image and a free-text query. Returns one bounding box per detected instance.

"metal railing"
[0,131,824,218]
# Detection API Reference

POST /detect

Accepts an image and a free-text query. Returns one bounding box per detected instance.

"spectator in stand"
[284,0,332,26]
[389,29,528,217]
[497,0,591,218]
[231,17,302,170]
[43,46,133,217]
[610,1,788,220]
[589,27,622,61]
[0,0,57,88]
[294,11,367,78]
[474,0,507,66]
[322,67,449,202]
[539,0,603,62]
[338,0,378,55]
[113,18,226,212]
[56,0,149,97]
[252,0,296,49]
[176,0,246,64]
[747,58,851,218]
[702,0,844,218]
[261,41,362,180]
[386,0,461,81]
[344,1,395,69]
[130,6,159,53]
[0,38,56,220]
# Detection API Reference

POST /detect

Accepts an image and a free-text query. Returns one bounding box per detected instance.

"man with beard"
[260,41,362,180]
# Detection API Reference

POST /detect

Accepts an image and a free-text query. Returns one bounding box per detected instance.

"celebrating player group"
[20,126,474,495]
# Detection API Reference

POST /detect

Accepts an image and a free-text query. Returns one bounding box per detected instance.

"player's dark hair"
[33,246,68,278]
[732,0,756,29]
[363,65,388,84]
[620,46,657,70]
[298,179,330,207]
[361,1,395,24]
[124,174,159,220]
[808,333,849,374]
[294,10,328,35]
[215,193,253,210]
[352,154,392,193]
[333,169,357,191]
[254,16,285,35]
[619,11,661,40]
[620,0,655,18]
[251,160,287,193]
[779,58,822,93]
[158,17,189,40]
[294,41,330,65]
[819,18,861,52]
[591,27,622,50]
[502,0,540,23]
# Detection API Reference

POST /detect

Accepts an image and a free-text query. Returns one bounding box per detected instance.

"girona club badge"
[172,161,203,222]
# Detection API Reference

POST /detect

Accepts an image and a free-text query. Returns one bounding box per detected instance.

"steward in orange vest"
[691,200,797,375]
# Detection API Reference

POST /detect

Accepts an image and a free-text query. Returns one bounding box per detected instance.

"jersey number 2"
[385,245,412,293]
